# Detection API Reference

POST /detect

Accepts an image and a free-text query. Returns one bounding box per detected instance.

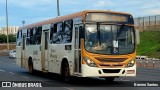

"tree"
[0,34,16,43]
[0,34,7,43]
[9,34,16,43]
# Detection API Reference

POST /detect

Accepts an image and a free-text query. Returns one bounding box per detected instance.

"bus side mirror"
[135,29,140,44]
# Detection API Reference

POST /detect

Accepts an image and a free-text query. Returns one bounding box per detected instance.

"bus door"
[41,30,49,71]
[21,34,26,68]
[74,25,83,73]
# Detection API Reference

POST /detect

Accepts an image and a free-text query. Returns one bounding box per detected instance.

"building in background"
[0,26,19,35]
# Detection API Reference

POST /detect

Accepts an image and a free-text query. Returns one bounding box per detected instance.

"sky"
[0,0,160,27]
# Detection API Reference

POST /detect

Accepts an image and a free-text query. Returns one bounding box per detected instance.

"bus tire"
[28,58,34,74]
[61,61,70,82]
[104,77,115,82]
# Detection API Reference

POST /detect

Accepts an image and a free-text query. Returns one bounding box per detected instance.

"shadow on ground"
[21,71,132,87]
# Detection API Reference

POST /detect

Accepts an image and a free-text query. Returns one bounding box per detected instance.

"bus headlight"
[126,59,135,67]
[84,57,97,67]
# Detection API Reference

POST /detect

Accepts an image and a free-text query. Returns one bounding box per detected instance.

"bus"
[16,10,137,82]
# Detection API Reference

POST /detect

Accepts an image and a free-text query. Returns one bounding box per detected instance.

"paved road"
[0,56,160,90]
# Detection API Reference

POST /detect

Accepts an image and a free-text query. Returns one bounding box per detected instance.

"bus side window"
[30,28,33,45]
[26,29,30,45]
[33,27,37,45]
[64,19,73,43]
[50,23,58,44]
[36,26,42,44]
[17,31,19,39]
[50,24,54,44]
[30,28,37,45]
[18,30,22,39]
[27,29,30,37]
[16,30,22,46]
[57,22,63,44]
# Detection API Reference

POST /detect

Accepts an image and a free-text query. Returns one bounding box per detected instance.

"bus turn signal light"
[127,70,135,74]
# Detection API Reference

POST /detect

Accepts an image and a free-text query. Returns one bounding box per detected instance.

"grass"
[137,31,160,59]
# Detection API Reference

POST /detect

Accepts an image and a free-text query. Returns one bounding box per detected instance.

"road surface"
[0,56,160,90]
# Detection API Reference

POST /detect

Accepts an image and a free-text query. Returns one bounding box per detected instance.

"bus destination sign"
[86,13,133,24]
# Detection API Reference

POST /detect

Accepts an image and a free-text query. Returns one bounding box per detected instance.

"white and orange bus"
[16,10,137,82]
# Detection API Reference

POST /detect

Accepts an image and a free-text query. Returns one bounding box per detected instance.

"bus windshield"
[85,24,135,55]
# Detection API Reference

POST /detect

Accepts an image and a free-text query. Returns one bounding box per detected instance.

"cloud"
[94,0,114,7]
[1,0,55,9]
[144,9,160,15]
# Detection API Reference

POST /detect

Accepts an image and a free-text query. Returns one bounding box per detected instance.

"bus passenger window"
[57,22,63,43]
[27,29,30,37]
[16,30,22,46]
[26,29,30,45]
[30,28,37,45]
[17,30,22,39]
[30,28,33,44]
[50,23,58,44]
[36,26,42,44]
[64,20,73,43]
[50,24,54,44]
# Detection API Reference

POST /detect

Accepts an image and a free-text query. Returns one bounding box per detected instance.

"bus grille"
[96,58,127,62]
[100,64,123,67]
[102,69,120,73]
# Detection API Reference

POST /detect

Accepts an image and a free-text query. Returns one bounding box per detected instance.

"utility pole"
[57,0,60,16]
[6,0,9,50]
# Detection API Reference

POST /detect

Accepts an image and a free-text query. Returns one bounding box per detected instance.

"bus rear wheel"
[62,62,70,82]
[104,77,115,82]
[28,58,34,74]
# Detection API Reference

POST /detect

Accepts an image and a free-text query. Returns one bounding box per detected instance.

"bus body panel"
[16,46,22,66]
[25,45,42,71]
[48,44,74,74]
[21,33,27,68]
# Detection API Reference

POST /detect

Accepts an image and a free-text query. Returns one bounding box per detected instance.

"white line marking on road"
[9,72,15,75]
[21,76,29,78]
[0,69,6,72]
[122,80,130,81]
[120,79,130,81]
[64,87,75,90]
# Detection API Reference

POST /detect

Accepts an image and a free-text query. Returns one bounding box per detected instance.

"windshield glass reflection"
[85,24,135,55]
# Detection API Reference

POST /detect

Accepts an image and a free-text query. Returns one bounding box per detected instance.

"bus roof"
[19,10,132,30]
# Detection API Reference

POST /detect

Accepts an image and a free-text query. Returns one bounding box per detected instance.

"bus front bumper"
[81,64,136,77]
